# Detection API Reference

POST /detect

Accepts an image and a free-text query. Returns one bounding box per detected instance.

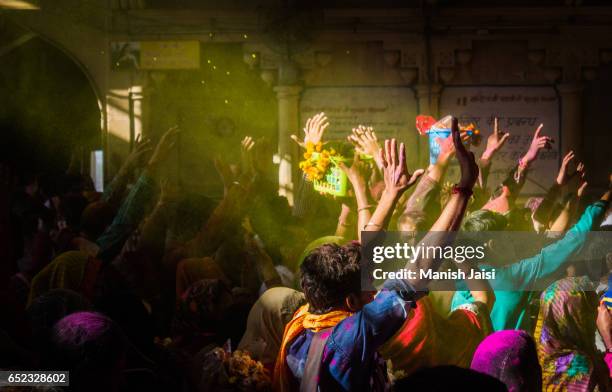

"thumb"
[290,134,305,148]
[408,169,425,186]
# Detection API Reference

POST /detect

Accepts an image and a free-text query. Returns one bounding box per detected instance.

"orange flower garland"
[299,142,340,181]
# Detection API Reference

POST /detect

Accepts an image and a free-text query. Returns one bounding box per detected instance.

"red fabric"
[416,115,437,135]
[379,296,492,377]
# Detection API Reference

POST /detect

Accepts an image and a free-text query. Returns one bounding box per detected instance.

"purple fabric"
[471,330,542,392]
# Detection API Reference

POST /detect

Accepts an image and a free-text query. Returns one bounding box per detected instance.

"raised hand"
[481,117,510,161]
[577,180,588,198]
[291,112,329,147]
[148,126,180,175]
[521,124,553,164]
[338,153,370,193]
[348,125,380,157]
[158,178,180,205]
[452,117,479,189]
[379,139,424,196]
[435,133,456,165]
[126,134,154,171]
[240,136,256,176]
[556,150,575,186]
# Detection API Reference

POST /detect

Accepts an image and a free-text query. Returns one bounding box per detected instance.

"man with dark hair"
[299,243,364,314]
[274,118,479,391]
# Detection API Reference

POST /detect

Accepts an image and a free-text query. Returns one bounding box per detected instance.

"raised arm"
[102,135,153,208]
[505,187,610,288]
[482,123,552,213]
[478,117,509,190]
[410,118,480,290]
[96,127,179,262]
[516,123,553,181]
[339,153,375,241]
[348,125,383,170]
[396,133,454,231]
[363,139,424,232]
[548,174,587,233]
[291,113,329,218]
[334,202,354,238]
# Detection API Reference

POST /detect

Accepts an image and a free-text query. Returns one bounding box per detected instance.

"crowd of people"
[0,111,611,392]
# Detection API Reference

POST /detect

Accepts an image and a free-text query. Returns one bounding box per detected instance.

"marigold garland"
[213,348,271,391]
[299,142,340,181]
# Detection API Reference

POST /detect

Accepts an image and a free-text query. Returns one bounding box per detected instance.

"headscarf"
[238,288,305,368]
[28,251,101,306]
[273,304,352,392]
[534,276,610,391]
[471,330,542,392]
[26,289,92,353]
[379,296,492,378]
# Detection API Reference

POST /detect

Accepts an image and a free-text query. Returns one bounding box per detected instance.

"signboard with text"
[300,87,419,166]
[440,86,560,195]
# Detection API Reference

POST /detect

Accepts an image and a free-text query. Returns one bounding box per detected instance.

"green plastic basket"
[311,153,349,197]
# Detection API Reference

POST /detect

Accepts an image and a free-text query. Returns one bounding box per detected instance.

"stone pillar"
[556,83,583,157]
[274,85,302,205]
[415,83,443,167]
[104,70,148,180]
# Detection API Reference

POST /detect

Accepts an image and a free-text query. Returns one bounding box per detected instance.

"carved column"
[274,85,302,205]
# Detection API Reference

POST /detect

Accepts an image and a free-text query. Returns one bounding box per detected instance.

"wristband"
[358,205,373,213]
[452,185,473,197]
[518,157,529,170]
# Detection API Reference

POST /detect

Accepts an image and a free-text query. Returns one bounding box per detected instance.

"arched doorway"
[0,23,101,178]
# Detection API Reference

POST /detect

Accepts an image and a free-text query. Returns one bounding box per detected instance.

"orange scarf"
[273,304,352,392]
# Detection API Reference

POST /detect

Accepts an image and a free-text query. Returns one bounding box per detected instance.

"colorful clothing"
[535,276,610,391]
[274,279,416,391]
[379,297,492,377]
[452,201,607,331]
[96,173,157,262]
[471,330,542,392]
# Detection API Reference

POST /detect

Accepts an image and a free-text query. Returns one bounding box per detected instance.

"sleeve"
[96,173,158,262]
[503,201,606,289]
[325,280,417,389]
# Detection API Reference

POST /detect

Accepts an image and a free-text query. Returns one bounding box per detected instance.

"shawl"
[534,276,609,391]
[273,304,351,391]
